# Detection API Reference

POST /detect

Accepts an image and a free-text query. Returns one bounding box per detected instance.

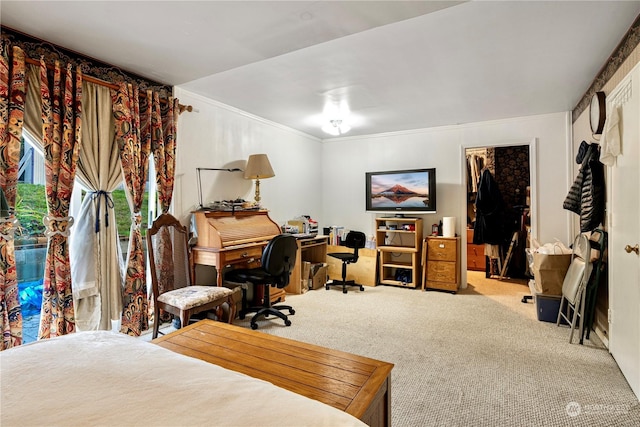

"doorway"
[462,143,534,284]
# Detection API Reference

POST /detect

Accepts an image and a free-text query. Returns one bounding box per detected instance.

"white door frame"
[459,138,538,288]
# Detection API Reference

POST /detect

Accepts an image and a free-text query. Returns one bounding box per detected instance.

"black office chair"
[326,231,366,293]
[225,234,298,330]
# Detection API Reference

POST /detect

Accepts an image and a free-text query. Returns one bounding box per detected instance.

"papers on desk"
[290,233,317,239]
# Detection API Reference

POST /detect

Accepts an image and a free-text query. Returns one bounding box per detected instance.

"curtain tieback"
[0,217,18,241]
[43,215,74,237]
[132,212,142,231]
[90,190,114,233]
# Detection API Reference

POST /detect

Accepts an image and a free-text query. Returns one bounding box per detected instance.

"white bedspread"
[1,331,365,427]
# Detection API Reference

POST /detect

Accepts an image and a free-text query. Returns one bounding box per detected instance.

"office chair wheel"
[325,284,330,290]
[289,308,295,315]
[284,319,291,326]
[343,288,348,294]
[250,322,258,330]
[239,312,246,320]
[360,286,364,291]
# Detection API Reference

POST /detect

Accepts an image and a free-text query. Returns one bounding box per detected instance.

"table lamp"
[244,154,275,203]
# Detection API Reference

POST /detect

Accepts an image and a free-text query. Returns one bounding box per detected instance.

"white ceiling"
[2,1,640,139]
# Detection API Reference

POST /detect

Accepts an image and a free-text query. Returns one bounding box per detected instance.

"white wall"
[321,112,574,247]
[173,88,323,228]
[174,88,575,288]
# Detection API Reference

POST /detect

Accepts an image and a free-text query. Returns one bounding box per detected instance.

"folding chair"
[582,229,607,343]
[556,233,593,344]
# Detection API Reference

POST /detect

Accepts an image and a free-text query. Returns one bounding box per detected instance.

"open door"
[607,66,640,399]
[463,145,532,279]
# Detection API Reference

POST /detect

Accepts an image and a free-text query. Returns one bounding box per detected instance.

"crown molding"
[174,87,321,142]
[572,13,640,123]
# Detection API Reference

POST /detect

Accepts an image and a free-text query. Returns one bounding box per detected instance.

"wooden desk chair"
[147,213,234,339]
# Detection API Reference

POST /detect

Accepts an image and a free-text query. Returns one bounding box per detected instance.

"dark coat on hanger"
[473,169,506,245]
[563,142,605,232]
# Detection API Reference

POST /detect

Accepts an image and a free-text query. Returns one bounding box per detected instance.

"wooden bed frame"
[153,320,393,427]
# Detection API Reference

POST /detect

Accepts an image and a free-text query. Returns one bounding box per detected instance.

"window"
[16,130,155,341]
[15,131,46,343]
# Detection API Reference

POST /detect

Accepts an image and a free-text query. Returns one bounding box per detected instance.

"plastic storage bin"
[536,293,569,325]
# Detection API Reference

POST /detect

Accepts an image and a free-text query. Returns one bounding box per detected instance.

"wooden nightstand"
[422,236,460,293]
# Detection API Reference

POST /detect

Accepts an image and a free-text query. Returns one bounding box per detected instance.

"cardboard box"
[284,261,310,295]
[326,245,377,287]
[300,279,311,294]
[310,263,328,290]
[301,261,311,293]
[287,220,306,234]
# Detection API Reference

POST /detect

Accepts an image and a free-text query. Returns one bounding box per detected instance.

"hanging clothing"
[600,105,621,166]
[473,169,506,245]
[467,154,484,194]
[563,142,605,232]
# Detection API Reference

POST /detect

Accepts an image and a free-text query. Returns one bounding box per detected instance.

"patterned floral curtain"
[152,91,178,214]
[149,92,178,321]
[0,45,26,349]
[112,82,150,336]
[37,59,83,339]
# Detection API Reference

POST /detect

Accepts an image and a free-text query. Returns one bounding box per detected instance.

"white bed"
[0,331,366,426]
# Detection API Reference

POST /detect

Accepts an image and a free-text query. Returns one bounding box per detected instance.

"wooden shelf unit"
[375,217,423,288]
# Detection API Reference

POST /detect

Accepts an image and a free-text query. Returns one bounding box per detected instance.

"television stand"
[375,217,423,288]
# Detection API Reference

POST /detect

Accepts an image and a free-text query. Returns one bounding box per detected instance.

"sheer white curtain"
[69,81,124,331]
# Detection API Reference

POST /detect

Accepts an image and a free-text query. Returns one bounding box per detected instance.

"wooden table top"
[153,320,393,420]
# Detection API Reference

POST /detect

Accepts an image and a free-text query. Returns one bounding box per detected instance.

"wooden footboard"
[153,320,393,427]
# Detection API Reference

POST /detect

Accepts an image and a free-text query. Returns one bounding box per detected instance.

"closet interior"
[466,146,531,279]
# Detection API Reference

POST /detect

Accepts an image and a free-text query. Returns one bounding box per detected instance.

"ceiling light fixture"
[322,119,351,136]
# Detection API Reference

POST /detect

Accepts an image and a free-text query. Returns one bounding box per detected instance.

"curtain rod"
[22,56,193,115]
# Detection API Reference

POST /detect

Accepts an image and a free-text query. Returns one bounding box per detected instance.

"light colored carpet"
[230,272,640,427]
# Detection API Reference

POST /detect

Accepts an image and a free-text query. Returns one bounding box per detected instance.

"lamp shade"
[244,154,275,179]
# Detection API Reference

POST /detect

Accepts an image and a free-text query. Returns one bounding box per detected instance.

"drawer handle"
[227,256,255,267]
[241,252,249,257]
[439,243,445,248]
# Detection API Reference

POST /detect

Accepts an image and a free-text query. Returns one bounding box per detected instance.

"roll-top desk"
[191,210,281,287]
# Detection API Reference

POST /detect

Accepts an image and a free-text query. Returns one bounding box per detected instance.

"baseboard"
[595,325,609,349]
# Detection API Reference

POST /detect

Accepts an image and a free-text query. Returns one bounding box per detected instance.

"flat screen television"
[365,168,436,213]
